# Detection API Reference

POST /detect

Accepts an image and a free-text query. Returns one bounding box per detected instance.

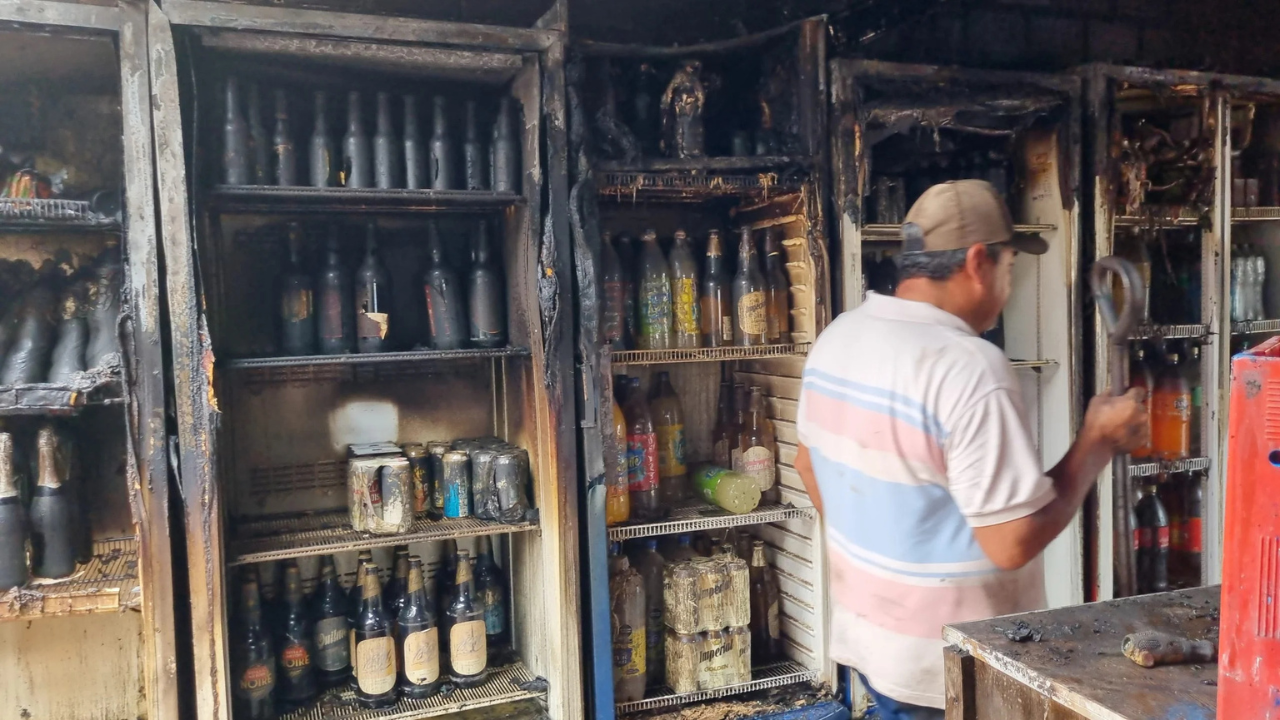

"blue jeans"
[860,675,944,720]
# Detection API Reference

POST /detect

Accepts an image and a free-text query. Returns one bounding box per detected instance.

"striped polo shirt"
[798,293,1052,708]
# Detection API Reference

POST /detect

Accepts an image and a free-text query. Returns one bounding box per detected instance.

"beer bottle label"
[767,600,781,640]
[1186,517,1203,553]
[281,641,312,680]
[403,628,441,685]
[450,620,488,676]
[314,616,351,671]
[741,446,776,492]
[483,592,506,636]
[720,315,733,342]
[656,424,687,478]
[236,662,275,701]
[626,432,659,492]
[356,636,396,695]
[357,310,390,340]
[321,291,344,340]
[674,278,699,335]
[737,291,767,335]
[282,289,313,322]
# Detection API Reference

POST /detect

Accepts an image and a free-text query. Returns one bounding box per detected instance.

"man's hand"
[1081,387,1149,455]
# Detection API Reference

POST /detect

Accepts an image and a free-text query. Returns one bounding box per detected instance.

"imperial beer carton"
[347,442,412,534]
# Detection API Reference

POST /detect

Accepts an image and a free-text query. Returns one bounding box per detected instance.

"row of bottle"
[233,538,507,719]
[1131,471,1205,595]
[609,534,782,701]
[222,80,520,193]
[0,248,121,386]
[601,227,791,351]
[868,148,1014,225]
[1128,341,1202,462]
[1230,244,1269,322]
[274,220,505,358]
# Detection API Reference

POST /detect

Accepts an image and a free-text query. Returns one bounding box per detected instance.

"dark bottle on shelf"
[464,100,487,191]
[600,231,626,350]
[386,547,411,621]
[343,91,372,189]
[309,90,335,187]
[492,96,520,193]
[617,234,640,349]
[711,379,738,468]
[354,223,392,354]
[701,229,733,348]
[650,371,689,503]
[749,539,782,662]
[623,376,661,521]
[475,535,508,660]
[632,538,665,686]
[404,95,425,190]
[637,229,673,351]
[280,223,316,357]
[397,556,442,699]
[429,96,455,191]
[276,561,317,711]
[669,229,701,350]
[732,227,768,347]
[423,220,466,350]
[468,220,507,348]
[0,433,29,591]
[233,575,277,720]
[273,89,296,187]
[85,247,123,371]
[437,539,458,626]
[1129,343,1156,461]
[1,282,55,385]
[353,563,397,708]
[446,550,488,687]
[47,285,88,383]
[763,229,791,344]
[1136,481,1170,594]
[224,76,250,185]
[730,382,749,468]
[29,425,74,579]
[374,92,401,190]
[316,227,354,355]
[347,550,374,689]
[739,386,779,503]
[248,83,270,185]
[311,554,351,687]
[1184,470,1204,585]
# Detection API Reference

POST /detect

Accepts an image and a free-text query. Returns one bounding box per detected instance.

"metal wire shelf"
[861,223,1056,239]
[1232,207,1280,222]
[1128,456,1210,478]
[1009,359,1058,370]
[598,172,804,200]
[279,662,544,720]
[229,511,537,565]
[0,198,120,231]
[222,346,530,370]
[1231,318,1280,335]
[1114,211,1201,228]
[1131,324,1209,340]
[611,344,809,366]
[0,537,140,621]
[208,185,524,214]
[608,502,817,542]
[616,660,818,715]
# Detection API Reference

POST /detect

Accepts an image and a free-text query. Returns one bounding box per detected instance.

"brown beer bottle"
[732,227,767,346]
[233,574,277,720]
[353,564,397,708]
[700,230,733,347]
[276,561,317,711]
[386,547,411,619]
[729,383,749,469]
[762,228,791,344]
[346,550,374,689]
[650,372,689,503]
[311,554,351,687]
[711,379,738,468]
[279,223,316,357]
[396,557,442,699]
[447,550,488,687]
[739,387,778,502]
[749,540,782,662]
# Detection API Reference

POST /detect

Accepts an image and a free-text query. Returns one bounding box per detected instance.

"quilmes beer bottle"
[711,379,738,468]
[311,555,351,687]
[233,574,277,720]
[386,547,411,620]
[279,223,316,356]
[749,540,782,662]
[447,550,489,687]
[762,228,790,344]
[353,563,397,708]
[397,556,442,699]
[276,561,317,711]
[468,220,507,348]
[474,535,508,660]
[347,550,374,688]
[732,227,768,346]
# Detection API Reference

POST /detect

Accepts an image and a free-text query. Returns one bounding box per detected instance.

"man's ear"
[964,243,993,282]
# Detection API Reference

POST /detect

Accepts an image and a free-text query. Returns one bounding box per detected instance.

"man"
[794,180,1147,719]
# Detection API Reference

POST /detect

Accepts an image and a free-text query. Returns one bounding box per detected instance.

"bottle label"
[646,608,663,656]
[741,446,776,492]
[1170,520,1185,553]
[674,278,699,335]
[281,641,311,680]
[738,291,767,335]
[1157,526,1170,550]
[640,279,672,340]
[1185,517,1202,553]
[619,626,645,679]
[350,629,358,677]
[444,479,470,518]
[626,432,659,492]
[483,591,506,636]
[237,663,275,701]
[657,424,688,478]
[356,636,396,695]
[357,305,389,340]
[768,600,781,640]
[1132,528,1141,552]
[282,289,313,322]
[315,616,350,671]
[450,620,488,676]
[721,316,733,342]
[1152,392,1192,421]
[1138,527,1153,549]
[403,628,441,685]
[321,290,345,340]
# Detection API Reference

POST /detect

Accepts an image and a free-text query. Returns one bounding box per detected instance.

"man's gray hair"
[894,243,1002,282]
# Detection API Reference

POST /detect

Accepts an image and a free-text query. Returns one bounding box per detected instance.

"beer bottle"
[248,83,269,185]
[638,229,673,350]
[279,223,316,356]
[311,555,351,687]
[347,550,374,689]
[1151,348,1191,460]
[763,229,790,344]
[429,96,455,191]
[468,220,507,348]
[730,383,749,469]
[309,90,334,187]
[373,92,401,190]
[353,564,397,708]
[397,556,442,699]
[47,284,88,383]
[223,77,250,185]
[404,95,425,190]
[711,379,738,469]
[258,562,285,643]
[423,220,466,350]
[1,282,56,385]
[732,227,768,346]
[0,432,29,591]
[277,561,317,711]
[354,222,391,354]
[650,372,689,503]
[273,89,296,186]
[85,247,122,371]
[233,575,277,720]
[669,229,701,349]
[701,229,733,348]
[343,91,371,189]
[1135,482,1170,594]
[623,377,661,520]
[1184,470,1204,585]
[447,550,488,687]
[386,547,411,621]
[315,226,354,355]
[632,539,665,686]
[600,231,626,350]
[739,387,778,502]
[749,540,781,663]
[1129,343,1155,461]
[608,544,646,703]
[605,393,631,526]
[29,424,74,579]
[464,100,487,191]
[437,540,458,624]
[474,535,508,660]
[492,96,520,193]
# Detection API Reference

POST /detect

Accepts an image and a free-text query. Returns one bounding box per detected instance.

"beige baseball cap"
[900,179,1048,256]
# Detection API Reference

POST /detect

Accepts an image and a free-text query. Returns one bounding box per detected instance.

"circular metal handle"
[1090,256,1145,345]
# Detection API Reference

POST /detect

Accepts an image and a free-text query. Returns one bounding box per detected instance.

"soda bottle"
[701,230,733,347]
[600,231,626,350]
[650,372,689,503]
[632,539,665,686]
[276,561,317,711]
[669,229,701,349]
[1184,470,1204,586]
[638,229,673,350]
[608,543,646,702]
[623,377,661,520]
[446,551,488,687]
[1129,343,1155,461]
[1135,482,1170,594]
[1151,348,1191,460]
[353,563,397,708]
[667,534,701,562]
[233,574,277,720]
[762,228,790,344]
[310,555,351,687]
[739,387,778,502]
[732,227,767,346]
[605,394,631,526]
[1159,473,1186,584]
[711,380,738,469]
[396,556,442,699]
[749,540,782,663]
[692,465,761,514]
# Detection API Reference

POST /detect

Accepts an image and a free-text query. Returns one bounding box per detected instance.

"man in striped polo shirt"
[795,180,1147,719]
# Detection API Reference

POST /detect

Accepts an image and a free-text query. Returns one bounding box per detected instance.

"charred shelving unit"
[829,61,1085,607]
[571,18,834,720]
[149,2,579,719]
[0,2,177,719]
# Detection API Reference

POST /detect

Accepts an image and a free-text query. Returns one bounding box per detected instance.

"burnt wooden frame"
[0,1,179,719]
[148,2,578,720]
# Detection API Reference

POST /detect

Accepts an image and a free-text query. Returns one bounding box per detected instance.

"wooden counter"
[943,586,1219,720]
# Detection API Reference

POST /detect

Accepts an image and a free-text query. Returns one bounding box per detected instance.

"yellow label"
[403,628,441,685]
[622,626,645,678]
[358,311,390,339]
[450,620,488,676]
[356,636,396,695]
[656,424,687,478]
[281,289,313,322]
[674,278,699,335]
[738,292,767,335]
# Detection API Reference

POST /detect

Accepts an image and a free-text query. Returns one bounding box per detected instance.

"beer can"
[426,442,449,520]
[402,443,428,516]
[470,447,500,521]
[664,628,700,694]
[726,625,752,685]
[697,629,734,690]
[441,450,472,518]
[494,447,531,523]
[663,561,702,635]
[692,557,728,633]
[719,553,750,628]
